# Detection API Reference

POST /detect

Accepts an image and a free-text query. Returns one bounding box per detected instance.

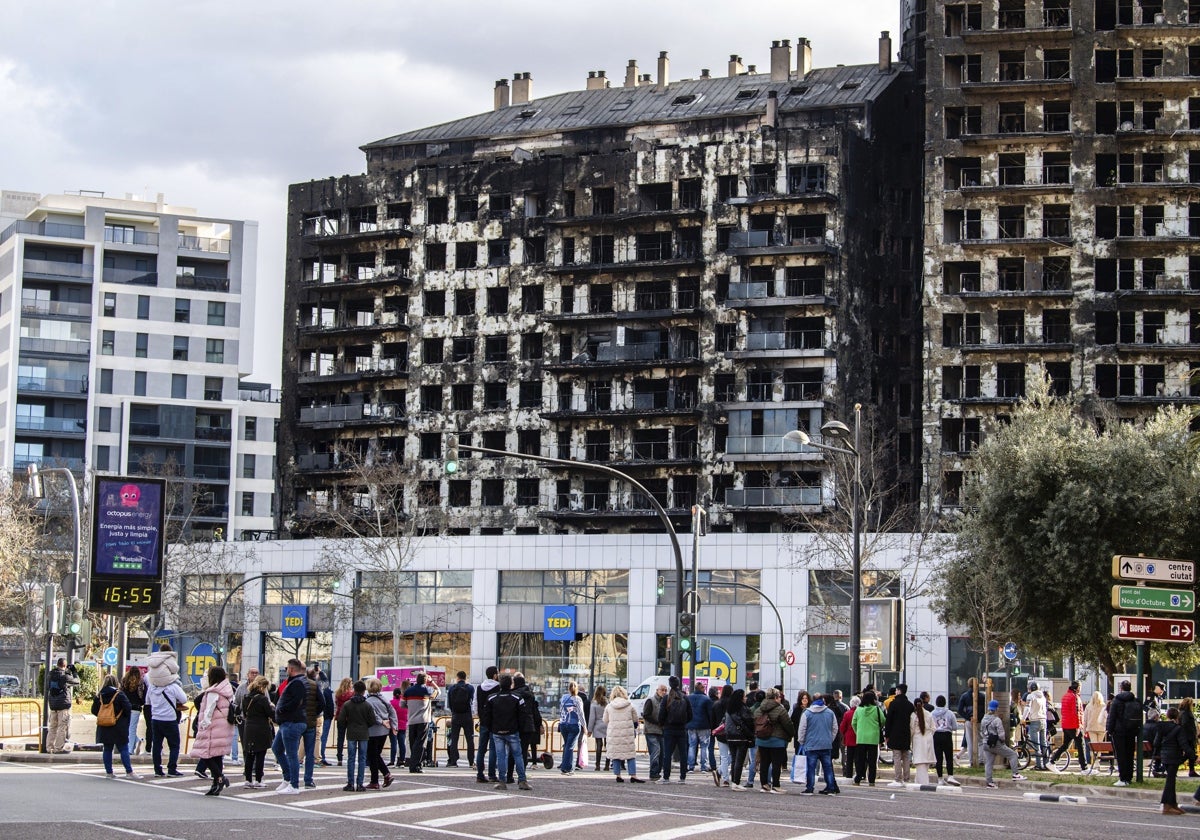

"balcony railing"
[102,266,158,286]
[593,340,699,362]
[105,229,159,246]
[178,234,231,254]
[175,272,230,292]
[298,403,403,424]
[195,427,233,441]
[745,330,825,351]
[19,337,89,355]
[4,220,85,241]
[15,416,85,433]
[14,456,85,473]
[192,464,231,481]
[17,376,88,394]
[21,300,92,318]
[22,259,93,280]
[724,487,822,507]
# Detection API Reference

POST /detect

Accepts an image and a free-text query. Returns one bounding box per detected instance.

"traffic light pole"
[457,443,688,678]
[216,574,270,670]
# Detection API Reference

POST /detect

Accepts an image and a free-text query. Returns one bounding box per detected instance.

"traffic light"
[67,597,84,636]
[656,575,665,598]
[73,618,91,649]
[678,611,695,653]
[698,638,711,663]
[445,433,459,475]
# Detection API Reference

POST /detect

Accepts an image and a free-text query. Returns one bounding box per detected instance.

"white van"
[629,675,728,701]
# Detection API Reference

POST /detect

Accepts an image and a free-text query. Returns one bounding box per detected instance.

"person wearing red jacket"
[839,696,859,780]
[1050,681,1096,775]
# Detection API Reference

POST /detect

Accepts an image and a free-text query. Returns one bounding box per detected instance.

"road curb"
[903,783,963,793]
[1023,791,1087,805]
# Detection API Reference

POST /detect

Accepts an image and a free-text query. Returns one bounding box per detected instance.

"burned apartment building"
[921,0,1200,511]
[277,34,922,537]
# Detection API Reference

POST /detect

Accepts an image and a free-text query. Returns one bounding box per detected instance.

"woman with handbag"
[93,673,139,780]
[724,689,755,790]
[189,665,236,795]
[241,676,274,788]
[121,667,146,756]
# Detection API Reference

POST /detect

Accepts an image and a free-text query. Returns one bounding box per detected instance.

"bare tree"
[308,447,420,667]
[0,474,61,692]
[784,415,948,655]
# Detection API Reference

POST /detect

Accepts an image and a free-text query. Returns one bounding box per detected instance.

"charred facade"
[921,0,1200,511]
[278,37,922,537]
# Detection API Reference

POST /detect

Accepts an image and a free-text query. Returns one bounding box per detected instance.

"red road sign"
[1111,615,1196,644]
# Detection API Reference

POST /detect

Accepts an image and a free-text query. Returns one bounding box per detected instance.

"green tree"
[936,388,1200,677]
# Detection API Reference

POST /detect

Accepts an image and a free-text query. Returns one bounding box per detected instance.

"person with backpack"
[337,680,375,792]
[659,676,693,784]
[981,699,1026,787]
[723,689,755,789]
[851,689,886,786]
[753,687,794,792]
[482,674,533,791]
[557,680,586,775]
[46,658,79,753]
[240,676,274,789]
[513,674,543,769]
[686,682,712,774]
[92,673,139,780]
[1107,679,1143,786]
[445,671,476,768]
[642,682,669,781]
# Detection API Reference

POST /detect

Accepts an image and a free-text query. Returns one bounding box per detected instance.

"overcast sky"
[1,0,900,385]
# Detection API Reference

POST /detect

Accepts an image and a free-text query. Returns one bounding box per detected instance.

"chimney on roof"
[640,73,652,84]
[625,60,639,88]
[728,55,744,77]
[587,70,610,90]
[494,78,510,110]
[764,89,778,128]
[747,65,757,74]
[512,72,533,105]
[878,31,893,72]
[796,38,813,80]
[700,68,711,79]
[770,40,792,81]
[657,51,670,89]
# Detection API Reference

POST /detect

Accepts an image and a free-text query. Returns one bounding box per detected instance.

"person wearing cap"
[981,699,1026,787]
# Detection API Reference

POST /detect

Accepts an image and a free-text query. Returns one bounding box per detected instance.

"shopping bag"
[578,736,590,769]
[790,751,807,784]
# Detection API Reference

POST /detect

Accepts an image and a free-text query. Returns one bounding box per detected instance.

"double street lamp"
[571,587,606,696]
[783,403,864,695]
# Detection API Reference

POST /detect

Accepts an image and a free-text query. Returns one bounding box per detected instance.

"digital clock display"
[89,579,161,613]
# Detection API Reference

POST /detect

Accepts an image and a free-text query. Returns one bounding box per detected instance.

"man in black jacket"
[1108,679,1142,786]
[482,675,531,791]
[271,659,308,794]
[513,673,542,769]
[884,684,915,786]
[46,658,79,753]
[445,671,475,768]
[475,665,500,782]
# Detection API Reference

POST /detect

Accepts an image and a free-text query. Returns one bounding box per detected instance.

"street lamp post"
[326,582,360,679]
[27,465,82,667]
[783,403,864,695]
[572,586,606,696]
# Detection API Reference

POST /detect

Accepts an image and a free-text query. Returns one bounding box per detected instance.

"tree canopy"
[935,390,1200,677]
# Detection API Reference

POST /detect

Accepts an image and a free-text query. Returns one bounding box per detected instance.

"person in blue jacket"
[687,683,713,773]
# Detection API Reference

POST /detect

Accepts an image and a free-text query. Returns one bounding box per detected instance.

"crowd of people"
[68,655,1200,815]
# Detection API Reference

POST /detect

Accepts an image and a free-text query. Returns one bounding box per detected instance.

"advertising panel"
[376,666,447,690]
[91,477,166,580]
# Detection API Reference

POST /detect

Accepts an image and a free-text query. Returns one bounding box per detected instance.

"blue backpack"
[559,695,580,726]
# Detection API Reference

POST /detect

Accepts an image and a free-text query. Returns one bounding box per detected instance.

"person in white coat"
[602,686,645,783]
[910,694,936,785]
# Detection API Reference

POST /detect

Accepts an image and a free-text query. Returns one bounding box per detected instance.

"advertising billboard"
[91,477,166,580]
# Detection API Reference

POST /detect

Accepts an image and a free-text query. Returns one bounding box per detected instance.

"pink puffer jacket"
[190,679,236,759]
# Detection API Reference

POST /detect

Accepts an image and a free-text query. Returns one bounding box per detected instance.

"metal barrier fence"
[0,698,42,741]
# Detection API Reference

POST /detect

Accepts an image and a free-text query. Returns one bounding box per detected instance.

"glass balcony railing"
[21,300,92,318]
[15,416,85,433]
[17,376,88,394]
[22,259,93,280]
[4,220,85,241]
[178,234,231,254]
[19,337,90,355]
[724,487,822,507]
[105,228,159,246]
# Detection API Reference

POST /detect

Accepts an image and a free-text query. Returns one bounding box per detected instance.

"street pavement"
[1,759,1197,840]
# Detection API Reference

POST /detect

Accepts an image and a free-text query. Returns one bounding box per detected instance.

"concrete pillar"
[657,51,670,89]
[797,38,812,79]
[770,40,792,81]
[728,55,744,77]
[764,89,778,127]
[512,72,532,105]
[879,31,892,72]
[625,60,639,88]
[493,79,510,110]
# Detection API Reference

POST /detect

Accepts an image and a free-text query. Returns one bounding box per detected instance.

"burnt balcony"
[300,265,414,293]
[725,230,836,257]
[725,329,828,359]
[723,281,835,309]
[544,290,702,324]
[540,393,701,420]
[548,242,703,275]
[301,311,408,336]
[297,359,408,383]
[960,8,1072,40]
[545,340,702,371]
[297,402,406,427]
[540,491,697,521]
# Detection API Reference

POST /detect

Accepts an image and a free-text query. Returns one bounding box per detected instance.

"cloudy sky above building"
[1,0,900,384]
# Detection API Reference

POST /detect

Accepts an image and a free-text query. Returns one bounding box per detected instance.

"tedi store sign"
[543,605,577,641]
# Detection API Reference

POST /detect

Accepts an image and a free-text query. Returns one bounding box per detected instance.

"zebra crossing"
[62,764,864,840]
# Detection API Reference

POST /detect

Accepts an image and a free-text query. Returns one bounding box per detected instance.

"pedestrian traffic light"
[656,575,665,598]
[67,597,84,636]
[698,638,710,663]
[445,433,459,475]
[678,611,695,652]
[73,618,91,649]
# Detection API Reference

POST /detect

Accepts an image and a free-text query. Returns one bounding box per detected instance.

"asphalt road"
[2,760,1197,840]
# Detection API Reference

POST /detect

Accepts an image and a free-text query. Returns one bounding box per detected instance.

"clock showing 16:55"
[89,579,161,613]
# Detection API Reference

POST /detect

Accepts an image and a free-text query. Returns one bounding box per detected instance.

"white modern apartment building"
[0,189,278,540]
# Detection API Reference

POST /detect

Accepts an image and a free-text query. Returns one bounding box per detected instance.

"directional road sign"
[1112,555,1195,584]
[1111,615,1195,644]
[1112,585,1195,614]
[102,646,118,667]
[1003,642,1018,661]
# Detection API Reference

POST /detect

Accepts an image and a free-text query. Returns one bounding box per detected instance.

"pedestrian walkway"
[58,762,859,840]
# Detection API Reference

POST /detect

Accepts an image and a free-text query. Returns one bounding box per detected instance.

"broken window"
[452,384,473,411]
[591,187,615,215]
[997,258,1025,291]
[420,385,442,412]
[944,106,981,137]
[1045,361,1071,396]
[585,380,611,411]
[480,479,503,507]
[999,101,1026,133]
[788,164,826,194]
[561,236,575,264]
[589,235,614,264]
[518,381,542,409]
[1142,258,1165,289]
[638,182,672,211]
[484,335,507,361]
[483,382,508,410]
[486,287,509,315]
[787,214,825,242]
[998,205,1026,238]
[487,238,509,266]
[997,363,1026,398]
[455,194,476,223]
[422,337,444,363]
[1043,49,1070,79]
[787,265,825,296]
[425,243,447,271]
[455,242,477,269]
[747,164,776,196]
[454,288,475,316]
[515,479,539,507]
[1043,101,1071,132]
[488,193,511,219]
[1043,257,1071,291]
[998,153,1025,186]
[423,289,445,316]
[521,284,544,313]
[999,50,1026,81]
[1043,152,1070,184]
[1142,48,1164,78]
[636,232,672,261]
[945,156,982,188]
[1043,204,1071,238]
[1043,309,1071,343]
[943,261,981,294]
[1144,311,1166,344]
[1143,205,1165,237]
[679,178,701,209]
[426,196,449,224]
[589,283,613,314]
[520,332,542,360]
[452,337,475,362]
[386,202,411,225]
[717,175,739,202]
[998,0,1025,28]
[998,310,1025,344]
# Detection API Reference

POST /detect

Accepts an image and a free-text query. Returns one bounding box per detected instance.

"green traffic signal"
[679,637,692,651]
[656,575,665,597]
[445,433,459,474]
[68,597,84,635]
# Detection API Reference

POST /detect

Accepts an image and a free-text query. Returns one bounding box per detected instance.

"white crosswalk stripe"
[350,792,508,817]
[494,810,656,840]
[292,785,450,805]
[622,820,745,840]
[415,801,577,827]
[781,832,851,840]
